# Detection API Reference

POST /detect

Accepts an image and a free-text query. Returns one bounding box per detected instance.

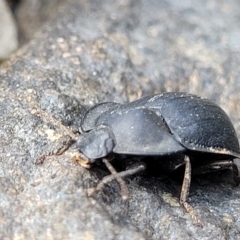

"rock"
[0,0,18,59]
[0,0,240,239]
[15,0,66,45]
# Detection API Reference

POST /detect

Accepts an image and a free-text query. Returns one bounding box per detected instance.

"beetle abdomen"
[146,93,240,158]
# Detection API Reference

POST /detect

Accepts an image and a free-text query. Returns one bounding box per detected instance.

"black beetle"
[33,92,240,226]
[77,92,240,225]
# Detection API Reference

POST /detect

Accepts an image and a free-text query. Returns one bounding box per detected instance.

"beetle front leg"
[87,158,146,200]
[180,156,202,227]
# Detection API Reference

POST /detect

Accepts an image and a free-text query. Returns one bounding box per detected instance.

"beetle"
[33,92,240,226]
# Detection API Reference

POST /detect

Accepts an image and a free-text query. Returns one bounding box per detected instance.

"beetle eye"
[76,127,115,160]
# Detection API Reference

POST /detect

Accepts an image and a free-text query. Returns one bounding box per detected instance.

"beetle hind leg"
[180,156,203,227]
[87,158,146,200]
[192,159,240,186]
[232,160,240,185]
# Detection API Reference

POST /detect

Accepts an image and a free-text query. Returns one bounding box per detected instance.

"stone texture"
[1,0,240,239]
[15,0,66,45]
[0,0,18,59]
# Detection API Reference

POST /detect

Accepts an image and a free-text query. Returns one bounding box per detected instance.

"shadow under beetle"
[34,92,240,226]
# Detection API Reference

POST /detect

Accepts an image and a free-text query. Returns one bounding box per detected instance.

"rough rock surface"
[1,0,240,239]
[0,0,18,59]
[15,0,66,45]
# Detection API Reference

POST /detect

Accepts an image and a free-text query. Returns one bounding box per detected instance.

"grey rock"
[15,0,67,45]
[0,0,240,239]
[0,0,18,59]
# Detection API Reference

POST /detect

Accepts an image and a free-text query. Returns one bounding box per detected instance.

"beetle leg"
[192,160,240,186]
[102,158,129,200]
[87,159,146,200]
[180,156,202,227]
[232,160,240,185]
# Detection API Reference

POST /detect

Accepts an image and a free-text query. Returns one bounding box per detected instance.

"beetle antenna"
[31,109,76,139]
[31,109,77,164]
[87,158,146,200]
[35,139,75,164]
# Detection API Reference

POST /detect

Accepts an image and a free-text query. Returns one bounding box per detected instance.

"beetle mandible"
[34,92,240,226]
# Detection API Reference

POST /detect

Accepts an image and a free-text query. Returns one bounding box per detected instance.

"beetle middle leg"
[87,158,146,200]
[180,155,203,227]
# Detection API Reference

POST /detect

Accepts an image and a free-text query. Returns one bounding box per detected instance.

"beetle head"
[76,126,115,161]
